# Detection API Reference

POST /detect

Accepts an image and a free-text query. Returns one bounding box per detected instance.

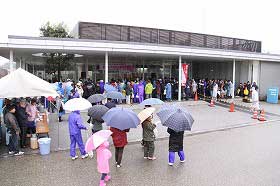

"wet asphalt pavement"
[1,121,280,186]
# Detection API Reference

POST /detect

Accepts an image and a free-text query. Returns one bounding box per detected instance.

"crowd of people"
[51,77,259,106]
[2,98,41,156]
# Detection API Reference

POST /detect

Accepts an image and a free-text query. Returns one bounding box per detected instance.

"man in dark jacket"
[5,104,24,156]
[15,99,28,148]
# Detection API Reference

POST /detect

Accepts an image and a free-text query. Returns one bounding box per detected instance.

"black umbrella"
[87,94,106,104]
[88,105,109,121]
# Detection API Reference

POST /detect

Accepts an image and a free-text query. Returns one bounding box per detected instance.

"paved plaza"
[1,120,280,186]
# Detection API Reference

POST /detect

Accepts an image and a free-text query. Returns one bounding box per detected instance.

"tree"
[40,22,74,81]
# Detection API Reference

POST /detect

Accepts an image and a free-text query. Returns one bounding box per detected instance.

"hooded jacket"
[96,141,112,173]
[68,111,87,135]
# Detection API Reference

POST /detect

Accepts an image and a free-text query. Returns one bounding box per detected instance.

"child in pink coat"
[97,141,112,186]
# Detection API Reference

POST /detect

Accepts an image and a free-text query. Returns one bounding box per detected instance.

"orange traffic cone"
[194,92,198,101]
[252,110,258,119]
[229,102,235,112]
[209,99,215,107]
[258,109,266,121]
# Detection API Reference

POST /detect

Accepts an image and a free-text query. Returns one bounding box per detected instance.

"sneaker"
[71,155,78,160]
[8,151,15,155]
[148,157,156,160]
[81,154,89,159]
[14,151,24,156]
[116,164,121,168]
[144,157,148,159]
[180,160,185,163]
[168,163,174,166]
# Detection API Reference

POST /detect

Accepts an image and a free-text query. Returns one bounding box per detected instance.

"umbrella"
[64,98,92,111]
[104,84,117,92]
[105,102,116,109]
[88,105,109,121]
[106,91,125,99]
[140,98,164,106]
[87,94,106,104]
[138,107,156,124]
[102,107,140,130]
[157,105,194,132]
[85,130,112,152]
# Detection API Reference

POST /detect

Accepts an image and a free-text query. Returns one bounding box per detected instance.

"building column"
[142,60,145,80]
[232,59,236,98]
[178,56,182,101]
[85,59,89,79]
[162,62,165,79]
[252,60,260,85]
[9,49,13,73]
[105,52,108,83]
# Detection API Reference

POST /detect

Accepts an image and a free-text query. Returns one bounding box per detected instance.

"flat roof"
[0,35,279,62]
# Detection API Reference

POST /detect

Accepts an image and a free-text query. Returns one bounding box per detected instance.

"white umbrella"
[64,98,92,111]
[137,107,156,124]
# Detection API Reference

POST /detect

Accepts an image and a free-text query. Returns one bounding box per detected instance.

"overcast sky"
[0,0,279,53]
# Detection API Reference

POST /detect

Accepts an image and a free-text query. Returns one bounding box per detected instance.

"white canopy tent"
[0,68,58,98]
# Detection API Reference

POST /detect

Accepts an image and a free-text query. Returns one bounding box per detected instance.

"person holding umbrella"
[157,105,194,166]
[68,110,89,160]
[64,98,92,160]
[85,130,112,186]
[138,107,157,160]
[102,107,140,168]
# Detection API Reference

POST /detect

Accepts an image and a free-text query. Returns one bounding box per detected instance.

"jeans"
[9,132,19,153]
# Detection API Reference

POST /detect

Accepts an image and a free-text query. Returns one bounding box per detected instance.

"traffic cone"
[209,99,215,107]
[194,92,198,101]
[258,109,266,121]
[229,102,235,112]
[252,110,258,119]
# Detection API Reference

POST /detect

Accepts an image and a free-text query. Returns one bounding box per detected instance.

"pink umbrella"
[85,130,112,153]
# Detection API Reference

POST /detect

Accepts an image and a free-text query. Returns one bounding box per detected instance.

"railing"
[78,22,261,52]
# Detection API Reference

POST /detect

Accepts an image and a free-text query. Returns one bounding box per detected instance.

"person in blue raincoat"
[68,110,88,160]
[165,81,172,101]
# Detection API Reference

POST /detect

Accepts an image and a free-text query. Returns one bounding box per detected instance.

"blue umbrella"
[140,98,164,106]
[102,107,140,130]
[106,91,125,99]
[104,84,117,92]
[157,105,194,132]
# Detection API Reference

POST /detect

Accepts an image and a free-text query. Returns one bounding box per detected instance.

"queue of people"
[2,98,41,156]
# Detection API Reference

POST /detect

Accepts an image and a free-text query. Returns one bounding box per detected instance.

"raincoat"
[165,83,172,100]
[96,141,112,174]
[168,128,184,152]
[251,87,260,110]
[68,111,87,157]
[110,127,129,147]
[100,81,105,94]
[138,82,145,103]
[212,83,218,98]
[145,83,153,95]
[133,82,139,102]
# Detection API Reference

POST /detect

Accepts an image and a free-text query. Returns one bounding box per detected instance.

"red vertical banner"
[181,64,189,86]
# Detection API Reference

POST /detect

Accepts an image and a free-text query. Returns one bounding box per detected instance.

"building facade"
[0,22,280,100]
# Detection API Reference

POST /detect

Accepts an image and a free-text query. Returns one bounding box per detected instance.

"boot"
[104,175,111,182]
[99,180,106,186]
